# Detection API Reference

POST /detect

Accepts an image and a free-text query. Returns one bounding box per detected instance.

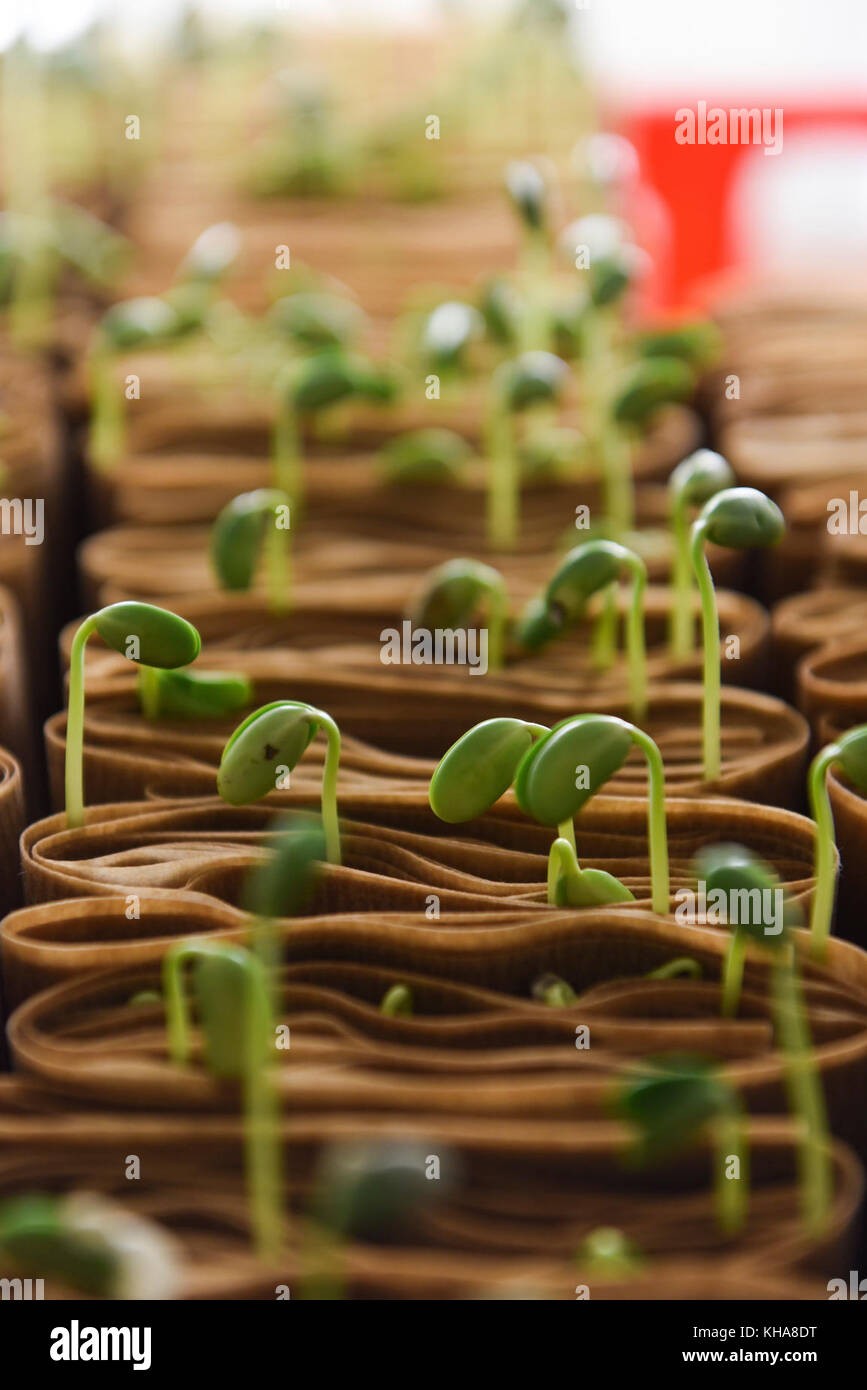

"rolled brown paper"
[45,652,808,808]
[0,1110,855,1298]
[18,787,821,918]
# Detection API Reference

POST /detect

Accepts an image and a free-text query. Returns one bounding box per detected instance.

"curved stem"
[713,1100,748,1235]
[690,519,721,784]
[547,835,578,905]
[721,929,747,1018]
[591,582,618,671]
[264,503,291,616]
[88,345,125,473]
[807,745,840,963]
[243,967,283,1258]
[161,944,199,1066]
[317,713,342,865]
[647,957,701,981]
[273,397,302,510]
[519,229,551,352]
[557,817,577,853]
[65,614,99,829]
[771,954,831,1237]
[486,400,518,551]
[602,424,634,538]
[669,490,694,658]
[628,725,670,914]
[483,574,509,671]
[624,556,647,723]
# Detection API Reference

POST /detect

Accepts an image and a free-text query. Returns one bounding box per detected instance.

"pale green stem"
[628,725,670,914]
[482,574,509,671]
[721,930,747,1018]
[624,556,647,723]
[591,583,618,671]
[547,836,576,905]
[138,666,160,721]
[264,505,291,615]
[647,957,701,981]
[518,230,551,352]
[690,519,721,784]
[273,398,302,510]
[243,973,283,1259]
[771,954,832,1237]
[317,714,342,865]
[807,745,840,963]
[486,400,519,551]
[89,345,125,472]
[65,614,100,829]
[713,1102,748,1235]
[557,817,577,853]
[669,490,694,658]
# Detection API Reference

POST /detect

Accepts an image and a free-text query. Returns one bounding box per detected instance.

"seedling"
[419,300,484,375]
[163,941,281,1258]
[0,1192,179,1298]
[217,702,342,864]
[690,487,784,783]
[88,295,188,469]
[616,1054,747,1235]
[807,725,867,961]
[514,714,669,912]
[272,349,397,508]
[138,668,252,721]
[486,350,569,549]
[411,558,508,671]
[380,984,413,1017]
[667,449,735,659]
[211,489,293,614]
[518,538,648,720]
[429,713,669,910]
[531,973,577,1007]
[693,843,831,1237]
[577,1226,644,1279]
[646,958,702,981]
[380,428,472,485]
[269,290,364,351]
[503,159,551,350]
[66,602,201,829]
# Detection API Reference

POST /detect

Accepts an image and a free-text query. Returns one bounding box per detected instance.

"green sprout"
[137,668,252,721]
[163,941,282,1258]
[380,984,414,1017]
[269,290,364,351]
[503,159,551,350]
[217,702,342,864]
[637,320,723,370]
[518,539,647,720]
[616,1054,748,1236]
[694,843,831,1237]
[411,558,509,671]
[690,488,784,783]
[420,300,484,374]
[513,714,669,913]
[486,350,569,550]
[807,726,867,961]
[646,958,702,981]
[667,450,735,659]
[88,295,188,470]
[0,1192,179,1299]
[66,602,201,829]
[272,349,396,509]
[576,1226,644,1279]
[380,428,472,485]
[531,972,577,1007]
[210,489,292,614]
[429,714,666,909]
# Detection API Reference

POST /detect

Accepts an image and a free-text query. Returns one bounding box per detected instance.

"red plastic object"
[623,104,867,312]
